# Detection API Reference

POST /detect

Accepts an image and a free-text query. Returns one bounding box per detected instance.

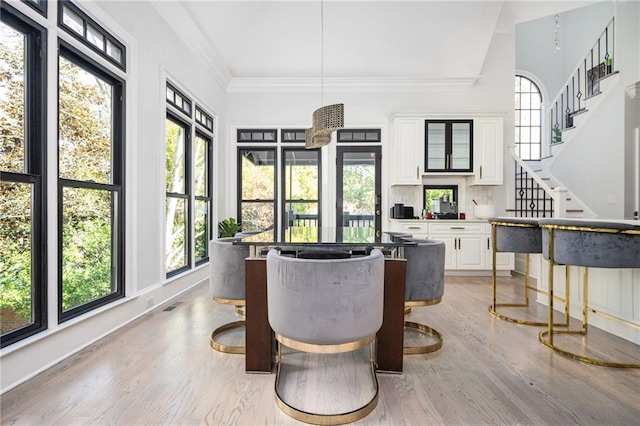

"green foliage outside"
[1,22,115,332]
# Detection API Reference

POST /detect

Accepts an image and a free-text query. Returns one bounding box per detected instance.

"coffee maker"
[433,195,458,219]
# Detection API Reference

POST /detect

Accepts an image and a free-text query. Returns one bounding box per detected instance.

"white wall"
[1,0,226,393]
[517,0,640,219]
[516,1,614,105]
[224,31,515,221]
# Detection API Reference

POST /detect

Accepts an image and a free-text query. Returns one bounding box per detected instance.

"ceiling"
[157,0,601,86]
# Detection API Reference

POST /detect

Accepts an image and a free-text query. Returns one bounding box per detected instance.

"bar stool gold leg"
[538,226,640,368]
[489,222,568,327]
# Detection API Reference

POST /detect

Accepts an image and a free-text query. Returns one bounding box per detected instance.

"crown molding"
[150,1,231,91]
[389,110,508,121]
[226,76,480,93]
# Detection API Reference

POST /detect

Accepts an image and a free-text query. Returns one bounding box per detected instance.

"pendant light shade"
[305,128,331,149]
[312,103,344,136]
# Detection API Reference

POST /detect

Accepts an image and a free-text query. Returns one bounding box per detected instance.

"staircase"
[511,17,616,219]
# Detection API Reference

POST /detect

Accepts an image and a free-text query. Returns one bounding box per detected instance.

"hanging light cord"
[320,0,324,107]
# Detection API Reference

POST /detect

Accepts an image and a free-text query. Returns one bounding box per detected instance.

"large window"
[165,114,190,275]
[515,75,542,160]
[58,43,125,321]
[0,3,47,347]
[165,82,214,276]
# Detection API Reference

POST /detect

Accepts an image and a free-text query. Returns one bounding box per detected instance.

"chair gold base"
[538,329,640,368]
[403,321,443,354]
[234,306,246,318]
[489,304,568,327]
[210,320,245,354]
[275,333,374,355]
[274,340,379,425]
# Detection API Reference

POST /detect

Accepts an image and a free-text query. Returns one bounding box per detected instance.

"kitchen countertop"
[389,218,489,223]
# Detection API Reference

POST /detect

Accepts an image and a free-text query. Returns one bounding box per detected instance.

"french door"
[336,146,382,241]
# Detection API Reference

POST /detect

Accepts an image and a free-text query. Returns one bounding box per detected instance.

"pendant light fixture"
[553,14,560,54]
[305,0,344,149]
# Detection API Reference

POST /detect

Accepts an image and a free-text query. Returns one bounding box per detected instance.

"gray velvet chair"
[538,218,640,368]
[266,248,385,424]
[402,238,445,354]
[209,237,250,354]
[487,217,569,327]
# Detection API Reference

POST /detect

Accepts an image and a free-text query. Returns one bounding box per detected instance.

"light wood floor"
[2,275,640,425]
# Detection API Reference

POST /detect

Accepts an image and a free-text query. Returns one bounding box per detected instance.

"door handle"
[416,166,419,179]
[375,210,381,216]
[480,165,483,179]
[487,237,490,250]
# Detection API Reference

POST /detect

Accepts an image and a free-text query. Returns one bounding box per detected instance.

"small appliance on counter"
[431,195,458,220]
[390,203,415,219]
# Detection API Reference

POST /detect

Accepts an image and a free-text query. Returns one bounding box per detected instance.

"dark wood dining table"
[236,227,412,374]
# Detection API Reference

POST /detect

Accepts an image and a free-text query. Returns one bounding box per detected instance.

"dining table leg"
[377,258,406,373]
[245,258,272,373]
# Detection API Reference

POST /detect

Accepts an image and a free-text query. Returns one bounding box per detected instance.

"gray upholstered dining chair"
[209,237,250,354]
[266,248,385,425]
[402,238,446,354]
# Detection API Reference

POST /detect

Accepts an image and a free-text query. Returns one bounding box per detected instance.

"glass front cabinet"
[425,120,473,172]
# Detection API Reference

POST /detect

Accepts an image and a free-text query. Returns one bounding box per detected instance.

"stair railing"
[548,17,615,145]
[511,148,567,218]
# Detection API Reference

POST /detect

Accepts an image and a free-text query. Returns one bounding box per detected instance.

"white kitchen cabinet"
[388,220,429,239]
[390,116,424,185]
[388,219,514,273]
[485,234,515,271]
[428,223,485,270]
[467,116,503,185]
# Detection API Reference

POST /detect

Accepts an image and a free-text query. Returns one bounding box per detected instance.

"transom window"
[515,75,542,160]
[58,1,126,70]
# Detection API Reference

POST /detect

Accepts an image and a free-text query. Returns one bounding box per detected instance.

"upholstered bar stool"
[489,217,569,327]
[266,248,385,425]
[209,237,250,354]
[402,238,445,354]
[538,218,640,368]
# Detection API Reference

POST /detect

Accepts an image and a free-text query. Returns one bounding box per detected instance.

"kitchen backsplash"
[389,178,495,219]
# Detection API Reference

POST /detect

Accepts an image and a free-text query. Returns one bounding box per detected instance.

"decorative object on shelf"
[553,14,560,54]
[473,204,495,220]
[305,0,344,149]
[552,126,562,144]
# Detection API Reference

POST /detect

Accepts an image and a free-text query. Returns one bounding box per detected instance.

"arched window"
[515,75,542,160]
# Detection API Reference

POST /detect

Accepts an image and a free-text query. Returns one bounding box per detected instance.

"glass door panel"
[451,122,471,170]
[282,148,320,241]
[426,122,446,170]
[336,146,381,242]
[238,148,276,237]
